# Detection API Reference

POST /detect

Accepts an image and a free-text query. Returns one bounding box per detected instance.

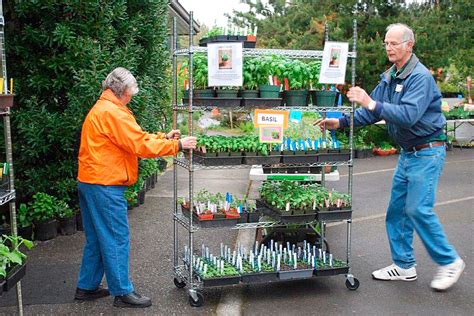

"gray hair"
[386,23,415,45]
[102,67,139,98]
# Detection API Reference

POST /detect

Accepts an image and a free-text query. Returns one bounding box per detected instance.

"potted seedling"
[180,54,214,104]
[257,55,285,99]
[241,58,259,100]
[56,200,77,236]
[0,234,33,293]
[373,141,397,156]
[30,192,59,241]
[125,188,138,210]
[282,59,311,106]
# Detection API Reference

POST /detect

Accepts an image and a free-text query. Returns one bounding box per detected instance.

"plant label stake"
[329,254,333,267]
[255,241,259,254]
[220,243,224,257]
[293,253,297,269]
[277,254,281,271]
[270,239,274,252]
[258,256,262,272]
[323,251,326,264]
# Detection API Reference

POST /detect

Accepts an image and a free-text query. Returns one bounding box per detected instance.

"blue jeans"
[77,182,133,296]
[386,145,458,269]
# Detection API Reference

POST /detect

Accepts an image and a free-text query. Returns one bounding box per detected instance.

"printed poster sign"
[259,125,283,143]
[253,109,289,128]
[208,42,243,87]
[319,41,349,84]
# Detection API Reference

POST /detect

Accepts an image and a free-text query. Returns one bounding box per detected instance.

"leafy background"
[2,0,171,206]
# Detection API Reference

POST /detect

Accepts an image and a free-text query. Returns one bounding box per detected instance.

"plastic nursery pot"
[58,216,77,236]
[224,208,241,219]
[138,189,146,205]
[216,89,239,98]
[0,94,15,109]
[240,89,259,98]
[197,212,214,221]
[76,212,84,231]
[194,89,215,98]
[3,263,27,292]
[284,90,309,106]
[313,90,338,107]
[259,85,280,98]
[34,219,58,241]
[17,225,33,240]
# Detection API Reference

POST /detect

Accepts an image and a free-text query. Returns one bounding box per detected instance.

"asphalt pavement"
[0,148,472,315]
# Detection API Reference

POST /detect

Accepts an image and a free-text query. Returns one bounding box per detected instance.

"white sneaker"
[372,263,417,281]
[430,258,465,291]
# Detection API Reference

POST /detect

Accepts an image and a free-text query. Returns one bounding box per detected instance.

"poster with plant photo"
[208,42,243,87]
[319,41,349,84]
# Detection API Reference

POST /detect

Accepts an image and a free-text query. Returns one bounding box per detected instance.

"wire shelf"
[0,189,15,206]
[175,47,357,59]
[174,157,351,171]
[173,105,353,113]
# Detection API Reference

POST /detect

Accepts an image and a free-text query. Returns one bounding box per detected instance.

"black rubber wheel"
[189,292,204,307]
[173,278,186,289]
[345,278,360,291]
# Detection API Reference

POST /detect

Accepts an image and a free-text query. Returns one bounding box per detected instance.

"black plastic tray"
[281,154,318,164]
[241,271,278,283]
[314,266,349,276]
[278,268,313,280]
[193,154,242,166]
[256,199,316,223]
[316,207,352,221]
[198,275,241,287]
[183,97,243,107]
[3,263,26,292]
[241,98,282,107]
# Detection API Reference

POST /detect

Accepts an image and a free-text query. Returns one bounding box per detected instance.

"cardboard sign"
[254,109,289,128]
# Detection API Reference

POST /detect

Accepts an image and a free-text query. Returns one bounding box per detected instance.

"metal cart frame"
[171,13,359,307]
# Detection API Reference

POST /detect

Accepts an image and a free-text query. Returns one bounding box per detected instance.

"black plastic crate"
[316,207,352,221]
[241,98,282,107]
[197,275,241,287]
[241,271,278,283]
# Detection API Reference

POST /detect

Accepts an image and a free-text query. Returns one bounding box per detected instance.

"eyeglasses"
[382,40,409,48]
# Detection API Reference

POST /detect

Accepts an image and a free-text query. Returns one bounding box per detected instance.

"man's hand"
[347,86,373,109]
[313,118,340,131]
[166,129,181,140]
[180,136,197,150]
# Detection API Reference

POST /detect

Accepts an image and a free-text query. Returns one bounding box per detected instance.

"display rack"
[0,3,23,315]
[171,13,359,307]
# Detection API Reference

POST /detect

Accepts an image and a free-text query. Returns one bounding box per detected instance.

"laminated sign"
[207,42,243,87]
[254,109,288,144]
[319,41,349,84]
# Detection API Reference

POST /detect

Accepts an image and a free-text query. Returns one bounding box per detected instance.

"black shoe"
[113,291,152,308]
[74,287,110,301]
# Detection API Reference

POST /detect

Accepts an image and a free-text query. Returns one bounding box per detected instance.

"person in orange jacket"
[74,67,197,308]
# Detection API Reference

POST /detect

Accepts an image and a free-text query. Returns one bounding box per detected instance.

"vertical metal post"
[347,18,357,267]
[172,17,179,269]
[0,2,23,314]
[187,11,195,293]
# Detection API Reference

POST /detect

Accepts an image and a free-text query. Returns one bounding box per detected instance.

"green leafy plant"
[180,53,208,89]
[0,235,33,279]
[282,59,311,90]
[243,58,259,90]
[17,204,33,228]
[56,200,74,219]
[30,192,59,223]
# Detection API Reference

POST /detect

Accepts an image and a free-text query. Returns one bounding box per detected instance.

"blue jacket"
[339,54,445,150]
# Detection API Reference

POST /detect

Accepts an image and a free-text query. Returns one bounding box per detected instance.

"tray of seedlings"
[315,189,352,222]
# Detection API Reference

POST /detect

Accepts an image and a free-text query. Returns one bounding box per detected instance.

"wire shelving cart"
[171,13,359,307]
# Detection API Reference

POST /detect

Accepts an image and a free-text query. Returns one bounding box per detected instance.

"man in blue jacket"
[316,23,464,291]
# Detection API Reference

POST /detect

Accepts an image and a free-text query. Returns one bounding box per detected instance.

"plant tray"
[281,153,318,164]
[241,98,282,107]
[354,149,373,159]
[318,150,351,162]
[278,268,314,280]
[316,207,352,221]
[3,263,27,292]
[314,266,349,276]
[256,199,316,223]
[181,205,239,228]
[241,271,278,283]
[243,153,267,165]
[193,154,242,166]
[197,274,241,287]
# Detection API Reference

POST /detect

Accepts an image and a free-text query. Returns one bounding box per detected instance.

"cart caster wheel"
[189,292,204,307]
[346,278,360,291]
[174,278,186,289]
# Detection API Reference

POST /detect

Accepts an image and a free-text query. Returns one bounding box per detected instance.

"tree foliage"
[229,0,473,92]
[4,0,171,204]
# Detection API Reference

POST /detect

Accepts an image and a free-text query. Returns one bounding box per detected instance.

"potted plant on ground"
[56,200,76,236]
[373,141,397,156]
[30,192,59,241]
[17,204,33,240]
